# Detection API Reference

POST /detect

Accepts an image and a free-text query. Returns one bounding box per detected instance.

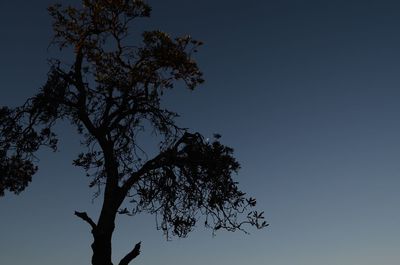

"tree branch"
[118,242,141,265]
[120,132,195,194]
[74,211,97,230]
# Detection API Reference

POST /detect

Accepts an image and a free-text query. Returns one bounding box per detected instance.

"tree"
[0,1,267,265]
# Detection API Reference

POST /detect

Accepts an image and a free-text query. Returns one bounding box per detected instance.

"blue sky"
[1,1,400,264]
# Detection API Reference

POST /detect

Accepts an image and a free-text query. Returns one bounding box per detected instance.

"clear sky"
[1,0,400,264]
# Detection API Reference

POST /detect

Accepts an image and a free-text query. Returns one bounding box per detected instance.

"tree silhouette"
[0,1,267,265]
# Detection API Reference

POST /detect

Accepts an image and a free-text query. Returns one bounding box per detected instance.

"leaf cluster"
[0,0,267,237]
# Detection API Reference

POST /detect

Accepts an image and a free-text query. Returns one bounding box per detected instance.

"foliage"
[0,1,267,264]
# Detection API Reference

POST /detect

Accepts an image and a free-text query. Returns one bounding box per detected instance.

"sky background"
[1,0,400,264]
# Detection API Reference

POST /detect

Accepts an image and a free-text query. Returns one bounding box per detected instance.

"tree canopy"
[0,1,267,265]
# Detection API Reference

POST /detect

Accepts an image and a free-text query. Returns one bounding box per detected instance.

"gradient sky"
[1,1,400,264]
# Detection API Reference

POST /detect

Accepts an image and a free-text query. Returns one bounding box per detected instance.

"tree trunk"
[89,143,124,265]
[91,230,114,265]
[91,188,123,265]
[91,210,116,265]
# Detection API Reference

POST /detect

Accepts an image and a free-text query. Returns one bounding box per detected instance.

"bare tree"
[0,1,267,265]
